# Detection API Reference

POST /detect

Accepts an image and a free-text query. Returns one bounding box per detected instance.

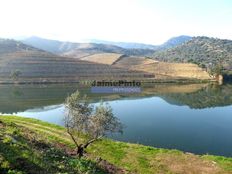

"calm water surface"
[1,83,232,157]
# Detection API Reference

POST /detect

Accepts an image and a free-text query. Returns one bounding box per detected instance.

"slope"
[113,56,212,80]
[80,53,125,65]
[0,39,155,83]
[152,37,232,75]
[1,116,232,174]
[21,36,155,57]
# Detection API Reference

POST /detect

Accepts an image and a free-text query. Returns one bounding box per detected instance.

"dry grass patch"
[156,153,226,174]
[132,62,212,80]
[81,53,124,65]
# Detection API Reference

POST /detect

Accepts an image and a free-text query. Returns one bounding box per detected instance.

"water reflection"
[1,83,232,156]
[1,83,232,114]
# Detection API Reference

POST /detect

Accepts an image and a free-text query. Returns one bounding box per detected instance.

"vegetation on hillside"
[1,116,232,174]
[159,35,192,49]
[152,37,232,76]
[0,117,106,174]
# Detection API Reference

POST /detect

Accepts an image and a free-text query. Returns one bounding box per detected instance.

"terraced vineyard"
[0,39,214,83]
[80,53,124,65]
[0,39,155,83]
[112,56,212,80]
[113,56,157,66]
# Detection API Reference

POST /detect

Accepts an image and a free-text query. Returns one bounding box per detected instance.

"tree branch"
[84,136,103,148]
[67,127,79,148]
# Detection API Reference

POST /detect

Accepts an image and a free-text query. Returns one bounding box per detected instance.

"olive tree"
[64,90,123,157]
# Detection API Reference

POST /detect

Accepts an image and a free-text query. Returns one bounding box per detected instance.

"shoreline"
[0,78,216,85]
[1,115,232,173]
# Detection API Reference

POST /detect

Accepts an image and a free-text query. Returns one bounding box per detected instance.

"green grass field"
[1,116,232,174]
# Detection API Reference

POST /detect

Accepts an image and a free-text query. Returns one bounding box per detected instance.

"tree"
[210,63,223,76]
[10,70,22,80]
[64,90,123,157]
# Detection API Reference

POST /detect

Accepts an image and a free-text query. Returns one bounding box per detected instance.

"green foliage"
[10,70,22,80]
[64,90,123,156]
[210,63,223,75]
[152,37,232,75]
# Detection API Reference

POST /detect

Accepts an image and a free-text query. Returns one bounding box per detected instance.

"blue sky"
[0,0,231,44]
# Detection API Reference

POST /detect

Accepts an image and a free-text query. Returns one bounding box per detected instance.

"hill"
[89,39,158,49]
[113,56,212,80]
[21,36,155,57]
[0,39,155,83]
[1,116,232,174]
[0,39,43,54]
[159,35,192,49]
[88,36,192,50]
[152,37,232,75]
[80,53,124,65]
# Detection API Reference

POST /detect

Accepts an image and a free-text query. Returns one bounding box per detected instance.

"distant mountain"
[0,38,43,54]
[159,35,192,49]
[89,39,158,50]
[90,36,192,50]
[22,36,83,54]
[21,36,155,57]
[21,36,195,59]
[152,36,232,75]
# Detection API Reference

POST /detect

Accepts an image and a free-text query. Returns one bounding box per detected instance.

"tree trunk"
[77,145,84,158]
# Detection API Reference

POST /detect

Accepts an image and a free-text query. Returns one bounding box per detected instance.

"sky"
[0,0,231,44]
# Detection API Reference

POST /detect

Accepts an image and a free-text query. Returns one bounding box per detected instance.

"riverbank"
[1,116,232,174]
[0,77,216,85]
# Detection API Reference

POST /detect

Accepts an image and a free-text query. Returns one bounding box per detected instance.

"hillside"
[113,56,212,80]
[80,53,124,65]
[60,43,126,58]
[1,116,232,174]
[152,37,232,75]
[159,35,192,49]
[22,36,194,58]
[1,37,216,82]
[0,39,43,54]
[0,39,155,83]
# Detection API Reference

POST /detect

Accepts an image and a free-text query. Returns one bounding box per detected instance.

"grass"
[1,116,232,174]
[0,117,105,174]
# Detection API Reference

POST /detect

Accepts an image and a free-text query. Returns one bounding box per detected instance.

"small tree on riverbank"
[10,70,22,81]
[64,90,123,157]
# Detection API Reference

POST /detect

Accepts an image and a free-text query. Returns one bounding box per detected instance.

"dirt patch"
[0,120,5,128]
[156,153,225,174]
[97,158,129,174]
[55,142,129,174]
[31,139,51,149]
